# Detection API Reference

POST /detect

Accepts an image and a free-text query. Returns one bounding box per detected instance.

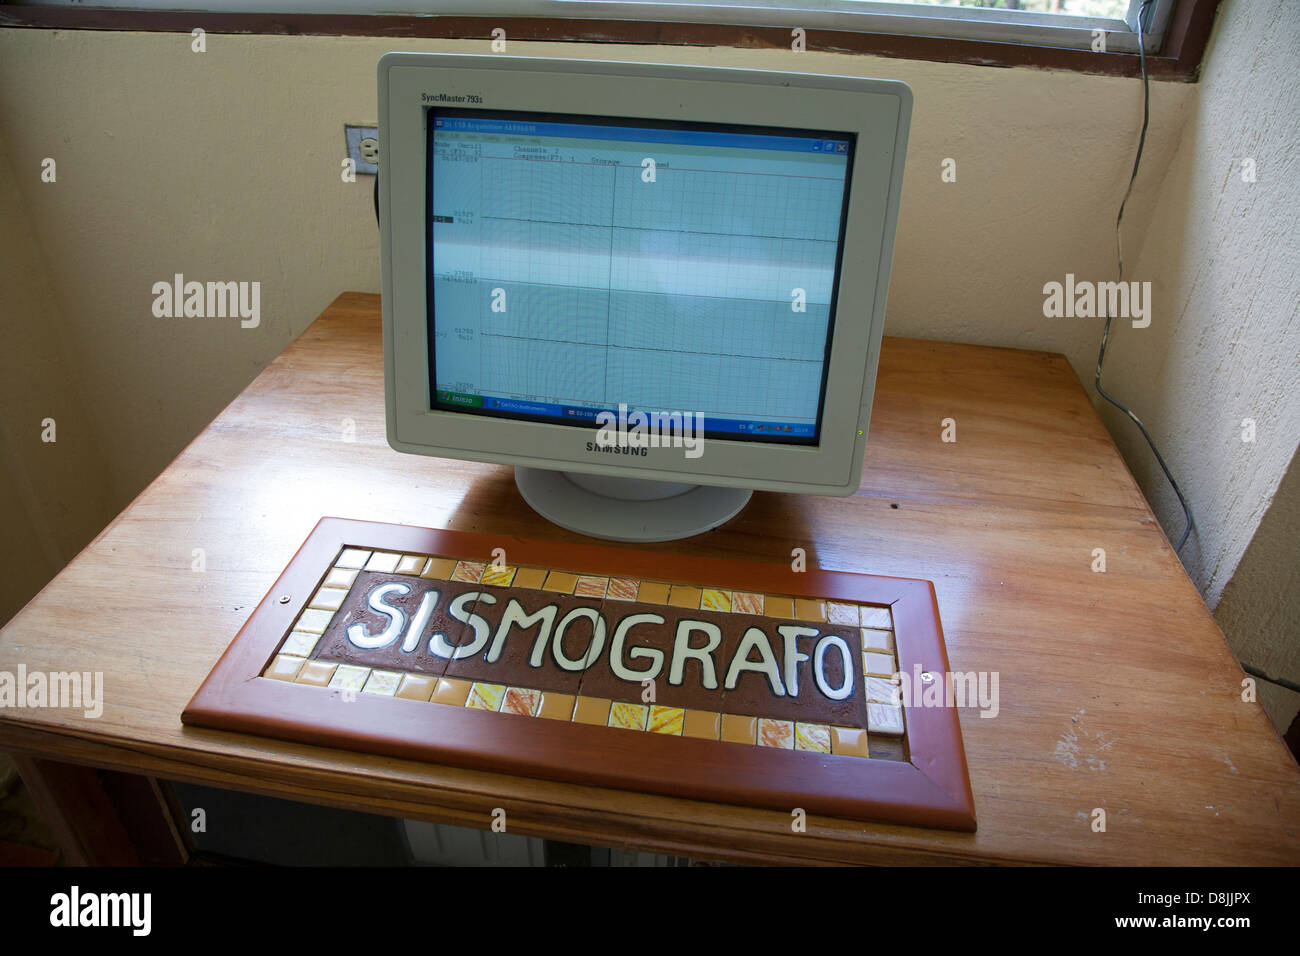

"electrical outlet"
[344,125,379,176]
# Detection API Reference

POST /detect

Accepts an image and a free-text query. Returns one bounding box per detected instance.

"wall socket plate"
[344,125,379,176]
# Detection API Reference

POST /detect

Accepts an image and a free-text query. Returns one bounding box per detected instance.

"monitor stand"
[515,467,752,543]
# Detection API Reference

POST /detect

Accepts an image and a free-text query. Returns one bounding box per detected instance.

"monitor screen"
[425,108,855,445]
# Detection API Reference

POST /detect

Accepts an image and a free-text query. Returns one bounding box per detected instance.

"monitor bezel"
[380,53,911,496]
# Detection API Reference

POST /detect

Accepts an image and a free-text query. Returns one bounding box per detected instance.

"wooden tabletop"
[2,291,1296,865]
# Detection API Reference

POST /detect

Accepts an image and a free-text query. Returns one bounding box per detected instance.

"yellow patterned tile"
[609,701,649,731]
[295,660,337,687]
[764,596,795,618]
[542,570,579,593]
[431,677,471,707]
[365,551,402,573]
[294,608,335,634]
[720,713,757,745]
[731,591,764,615]
[758,718,795,749]
[395,554,429,575]
[795,722,831,753]
[395,674,438,701]
[502,687,542,716]
[860,627,896,653]
[647,705,685,735]
[263,655,304,681]
[328,665,370,691]
[466,681,505,711]
[794,598,826,622]
[512,567,548,590]
[636,581,671,605]
[830,726,870,758]
[574,575,608,599]
[572,696,611,726]
[863,652,897,677]
[420,557,458,580]
[451,560,487,583]
[279,630,319,657]
[867,702,905,736]
[865,676,902,704]
[860,605,893,629]
[700,588,731,612]
[683,710,721,740]
[363,670,402,696]
[668,585,702,609]
[606,578,639,601]
[335,548,372,569]
[826,602,860,626]
[537,692,576,720]
[309,586,350,611]
[480,564,517,586]
[323,567,359,589]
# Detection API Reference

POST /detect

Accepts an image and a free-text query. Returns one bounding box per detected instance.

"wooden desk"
[3,292,1297,865]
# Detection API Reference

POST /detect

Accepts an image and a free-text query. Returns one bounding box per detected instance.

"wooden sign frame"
[183,518,976,831]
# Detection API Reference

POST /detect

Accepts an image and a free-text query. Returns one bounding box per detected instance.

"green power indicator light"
[857,429,864,436]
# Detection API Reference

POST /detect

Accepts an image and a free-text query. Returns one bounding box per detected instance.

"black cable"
[1095,0,1195,553]
[373,168,380,227]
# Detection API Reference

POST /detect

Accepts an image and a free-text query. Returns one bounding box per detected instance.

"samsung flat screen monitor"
[379,53,911,541]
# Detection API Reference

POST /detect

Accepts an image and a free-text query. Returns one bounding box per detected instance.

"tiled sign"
[184,519,974,830]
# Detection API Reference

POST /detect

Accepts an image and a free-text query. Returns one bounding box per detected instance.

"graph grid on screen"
[428,110,854,441]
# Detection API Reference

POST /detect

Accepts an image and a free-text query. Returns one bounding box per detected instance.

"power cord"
[373,168,380,227]
[1094,0,1195,552]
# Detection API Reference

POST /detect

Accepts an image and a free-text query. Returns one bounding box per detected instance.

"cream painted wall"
[0,29,1193,516]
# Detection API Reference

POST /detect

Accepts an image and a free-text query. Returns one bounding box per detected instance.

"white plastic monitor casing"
[379,53,911,496]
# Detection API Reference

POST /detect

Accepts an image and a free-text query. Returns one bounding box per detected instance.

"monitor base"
[515,467,752,542]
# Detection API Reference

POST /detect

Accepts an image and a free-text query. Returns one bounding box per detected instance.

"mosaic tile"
[279,630,320,657]
[451,560,487,583]
[795,722,832,753]
[328,665,370,691]
[865,676,902,705]
[295,660,337,687]
[364,551,403,573]
[323,567,359,589]
[502,687,542,716]
[636,581,671,605]
[700,588,731,612]
[606,578,639,601]
[431,677,471,707]
[295,608,335,634]
[860,627,896,653]
[758,717,795,749]
[395,674,438,701]
[764,596,795,618]
[574,575,608,599]
[867,701,905,736]
[263,655,304,681]
[542,570,579,594]
[362,670,402,696]
[309,586,350,611]
[731,591,763,615]
[419,557,458,580]
[466,681,505,711]
[572,696,611,726]
[860,606,893,630]
[395,554,429,576]
[480,563,517,587]
[826,602,860,626]
[668,585,702,609]
[794,598,826,622]
[863,652,898,677]
[830,726,870,758]
[511,567,548,590]
[537,692,576,721]
[609,701,649,731]
[720,713,757,745]
[682,710,721,740]
[335,548,372,569]
[647,705,685,735]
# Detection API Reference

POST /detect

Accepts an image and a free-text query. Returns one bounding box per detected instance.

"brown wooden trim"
[0,2,1222,82]
[183,517,976,831]
[10,755,140,865]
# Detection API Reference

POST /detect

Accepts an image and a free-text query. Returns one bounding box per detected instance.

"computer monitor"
[379,53,911,541]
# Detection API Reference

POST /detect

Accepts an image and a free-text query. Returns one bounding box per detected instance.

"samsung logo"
[586,442,647,456]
